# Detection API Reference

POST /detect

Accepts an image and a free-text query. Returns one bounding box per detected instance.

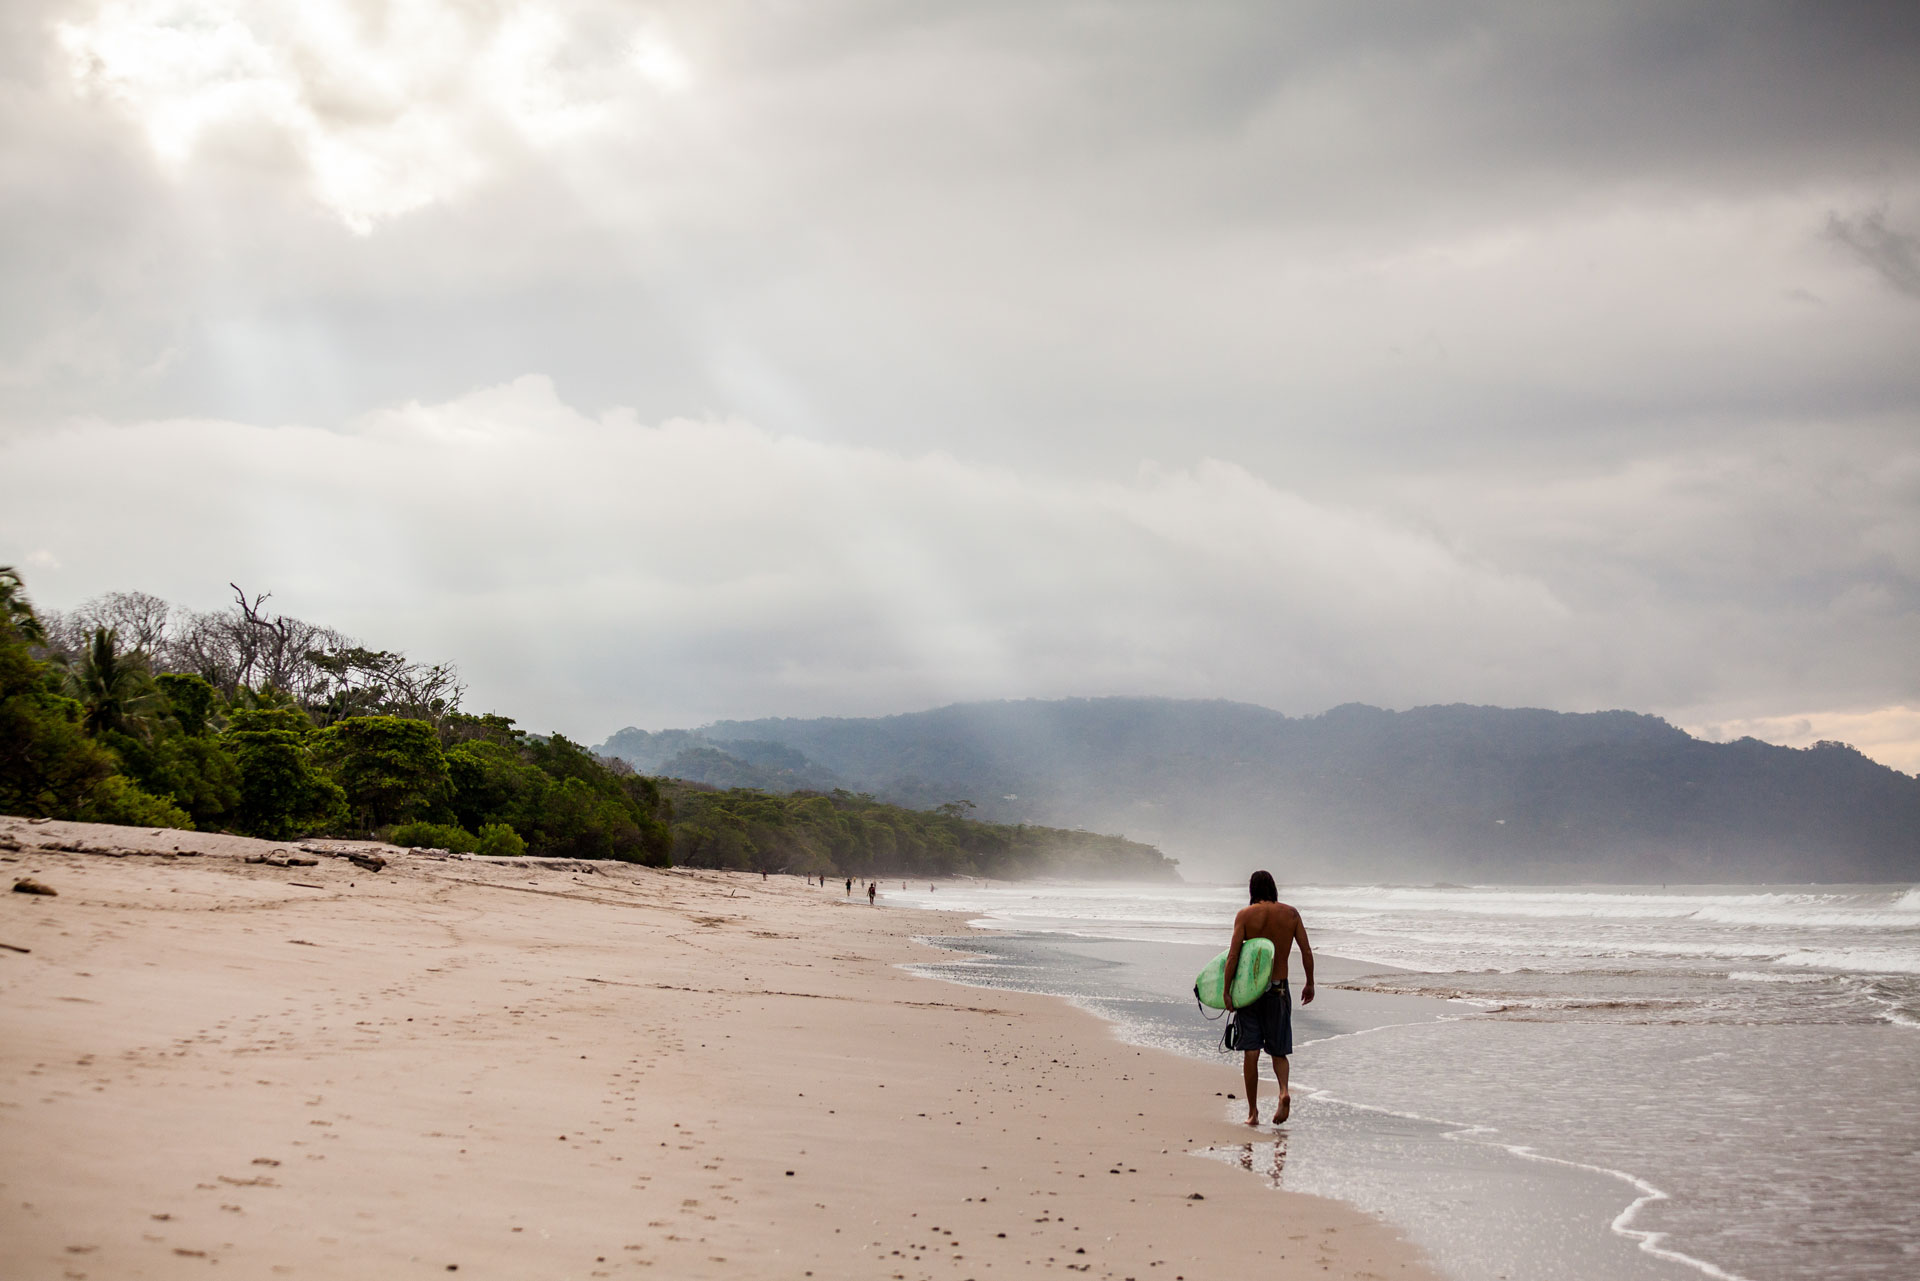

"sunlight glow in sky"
[57,0,691,231]
[6,1,1918,769]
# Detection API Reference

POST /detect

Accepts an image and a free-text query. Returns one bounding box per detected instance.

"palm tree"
[68,627,159,738]
[0,566,46,645]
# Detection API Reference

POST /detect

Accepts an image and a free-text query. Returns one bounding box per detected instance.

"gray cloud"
[8,2,1919,443]
[2,2,1918,761]
[5,378,1913,747]
[1828,209,1920,297]
[0,378,1580,729]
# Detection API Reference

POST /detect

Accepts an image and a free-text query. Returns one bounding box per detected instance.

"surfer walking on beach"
[1224,870,1314,1127]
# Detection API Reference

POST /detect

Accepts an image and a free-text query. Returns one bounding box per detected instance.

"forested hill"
[664,783,1178,881]
[601,699,1920,883]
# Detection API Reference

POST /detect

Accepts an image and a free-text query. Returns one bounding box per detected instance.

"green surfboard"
[1194,936,1275,1010]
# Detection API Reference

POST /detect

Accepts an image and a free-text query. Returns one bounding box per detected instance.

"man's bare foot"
[1274,1093,1291,1125]
[1244,1111,1260,1127]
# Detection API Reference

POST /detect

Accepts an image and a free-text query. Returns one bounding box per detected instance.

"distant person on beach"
[846,877,853,896]
[1223,869,1314,1127]
[868,882,877,906]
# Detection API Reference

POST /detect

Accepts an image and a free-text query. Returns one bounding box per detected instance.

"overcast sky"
[4,1,1918,769]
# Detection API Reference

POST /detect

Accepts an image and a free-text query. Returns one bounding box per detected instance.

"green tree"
[67,628,160,738]
[156,673,220,736]
[0,582,185,826]
[443,711,522,747]
[0,624,119,818]
[101,674,240,830]
[446,738,545,833]
[445,731,670,865]
[317,715,450,830]
[114,731,239,829]
[0,566,46,645]
[521,735,671,864]
[660,783,1174,881]
[389,820,478,852]
[77,774,191,828]
[474,822,526,857]
[225,707,346,839]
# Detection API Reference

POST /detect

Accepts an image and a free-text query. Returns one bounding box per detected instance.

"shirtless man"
[1222,869,1314,1126]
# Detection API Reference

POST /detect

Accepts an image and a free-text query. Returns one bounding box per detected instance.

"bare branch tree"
[70,591,172,655]
[36,581,466,727]
[163,607,247,693]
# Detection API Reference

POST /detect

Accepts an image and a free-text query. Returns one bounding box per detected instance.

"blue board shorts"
[1233,978,1292,1056]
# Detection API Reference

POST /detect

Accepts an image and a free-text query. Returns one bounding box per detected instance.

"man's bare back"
[1225,901,1313,1008]
[1223,876,1314,1127]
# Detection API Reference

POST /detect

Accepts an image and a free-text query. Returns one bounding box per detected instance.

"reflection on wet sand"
[1198,1132,1289,1188]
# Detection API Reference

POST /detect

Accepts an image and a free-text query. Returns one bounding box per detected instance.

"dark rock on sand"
[13,878,57,895]
[246,853,321,868]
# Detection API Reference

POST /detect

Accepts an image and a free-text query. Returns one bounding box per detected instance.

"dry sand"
[1,817,1437,1281]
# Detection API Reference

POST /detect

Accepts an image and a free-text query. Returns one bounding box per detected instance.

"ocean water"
[887,881,1920,1281]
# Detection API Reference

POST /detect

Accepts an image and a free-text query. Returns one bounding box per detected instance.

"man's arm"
[1294,910,1315,1005]
[1223,911,1248,1011]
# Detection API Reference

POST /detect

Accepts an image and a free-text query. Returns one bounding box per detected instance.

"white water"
[893,880,1920,1281]
[897,880,1920,997]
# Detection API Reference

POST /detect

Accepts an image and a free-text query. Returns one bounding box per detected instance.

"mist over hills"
[599,699,1920,884]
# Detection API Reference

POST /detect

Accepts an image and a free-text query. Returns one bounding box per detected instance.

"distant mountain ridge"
[598,698,1920,883]
[598,731,846,793]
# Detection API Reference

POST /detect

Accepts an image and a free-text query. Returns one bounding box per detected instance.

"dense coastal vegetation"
[0,570,654,863]
[0,571,1177,879]
[666,784,1175,880]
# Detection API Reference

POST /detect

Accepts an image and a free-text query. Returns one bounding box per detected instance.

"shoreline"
[1,818,1439,1280]
[889,908,1741,1281]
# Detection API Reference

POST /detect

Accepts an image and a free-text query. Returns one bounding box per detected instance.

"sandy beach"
[1,817,1435,1281]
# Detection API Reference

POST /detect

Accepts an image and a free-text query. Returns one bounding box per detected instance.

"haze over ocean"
[895,880,1920,1281]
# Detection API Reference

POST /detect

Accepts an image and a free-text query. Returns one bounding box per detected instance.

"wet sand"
[0,817,1437,1280]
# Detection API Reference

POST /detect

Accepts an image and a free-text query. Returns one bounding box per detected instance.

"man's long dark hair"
[1249,869,1278,903]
